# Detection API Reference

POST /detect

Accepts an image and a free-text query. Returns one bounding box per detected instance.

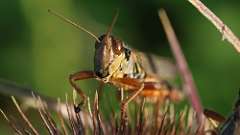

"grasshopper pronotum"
[48,10,183,112]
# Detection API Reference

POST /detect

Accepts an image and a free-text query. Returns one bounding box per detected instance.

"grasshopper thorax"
[94,34,125,81]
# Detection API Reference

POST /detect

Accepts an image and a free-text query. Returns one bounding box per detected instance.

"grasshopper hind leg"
[141,80,183,102]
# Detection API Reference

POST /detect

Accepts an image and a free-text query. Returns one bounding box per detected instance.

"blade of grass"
[0,108,23,135]
[158,9,203,122]
[11,96,39,135]
[65,94,77,135]
[57,98,69,135]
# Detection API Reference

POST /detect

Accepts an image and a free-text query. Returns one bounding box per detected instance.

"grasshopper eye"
[112,39,123,55]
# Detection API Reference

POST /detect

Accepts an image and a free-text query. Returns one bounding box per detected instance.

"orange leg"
[142,81,182,102]
[111,77,181,132]
[111,78,145,111]
[69,71,95,108]
[111,77,182,106]
[111,78,144,133]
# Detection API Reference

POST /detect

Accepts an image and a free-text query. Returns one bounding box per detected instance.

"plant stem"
[158,9,203,121]
[188,0,240,53]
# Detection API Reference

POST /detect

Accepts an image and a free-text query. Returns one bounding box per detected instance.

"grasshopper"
[48,10,183,112]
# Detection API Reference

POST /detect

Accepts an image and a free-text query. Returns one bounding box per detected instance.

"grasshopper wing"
[138,52,177,81]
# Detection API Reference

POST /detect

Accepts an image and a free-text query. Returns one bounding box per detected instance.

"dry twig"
[188,0,240,53]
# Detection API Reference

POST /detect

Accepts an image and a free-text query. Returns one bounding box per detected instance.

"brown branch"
[188,0,240,53]
[158,9,203,119]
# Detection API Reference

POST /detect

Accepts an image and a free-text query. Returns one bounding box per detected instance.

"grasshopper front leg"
[69,71,96,110]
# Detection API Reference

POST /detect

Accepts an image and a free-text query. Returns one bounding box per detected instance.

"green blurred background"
[0,0,239,133]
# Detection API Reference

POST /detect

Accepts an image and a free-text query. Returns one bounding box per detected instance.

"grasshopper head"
[94,35,125,81]
[48,10,122,81]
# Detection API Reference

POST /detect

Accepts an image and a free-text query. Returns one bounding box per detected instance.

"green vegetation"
[0,1,239,134]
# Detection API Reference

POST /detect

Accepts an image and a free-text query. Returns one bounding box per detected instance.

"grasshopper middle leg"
[112,77,181,108]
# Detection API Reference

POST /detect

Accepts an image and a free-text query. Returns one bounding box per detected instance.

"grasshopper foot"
[74,100,86,113]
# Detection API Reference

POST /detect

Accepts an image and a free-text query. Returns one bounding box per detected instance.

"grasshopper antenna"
[106,9,119,38]
[48,9,100,43]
